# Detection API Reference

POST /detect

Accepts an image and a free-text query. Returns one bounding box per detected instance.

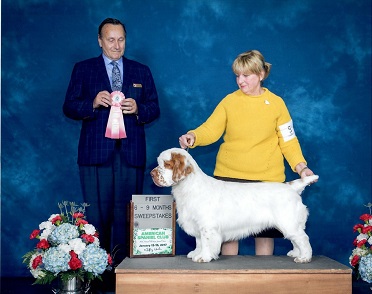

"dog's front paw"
[187,250,198,259]
[294,256,312,263]
[192,254,212,263]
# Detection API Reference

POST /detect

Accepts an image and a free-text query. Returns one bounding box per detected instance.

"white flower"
[69,238,86,255]
[356,233,368,242]
[83,224,96,235]
[353,247,370,256]
[39,221,56,240]
[30,267,46,279]
[368,236,372,245]
[48,214,60,221]
[59,244,72,253]
[40,228,54,240]
[39,221,55,231]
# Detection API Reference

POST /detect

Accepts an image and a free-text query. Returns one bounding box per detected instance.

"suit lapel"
[121,57,131,95]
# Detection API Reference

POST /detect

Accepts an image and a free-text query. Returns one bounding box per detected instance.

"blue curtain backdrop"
[1,0,371,277]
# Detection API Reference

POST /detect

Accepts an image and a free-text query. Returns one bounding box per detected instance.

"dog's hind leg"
[187,237,202,259]
[278,225,302,259]
[192,228,222,263]
[287,241,300,258]
[286,231,312,263]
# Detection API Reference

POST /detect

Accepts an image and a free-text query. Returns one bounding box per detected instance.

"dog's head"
[151,148,194,187]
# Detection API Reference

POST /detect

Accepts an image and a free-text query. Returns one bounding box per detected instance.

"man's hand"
[121,98,137,114]
[93,91,112,108]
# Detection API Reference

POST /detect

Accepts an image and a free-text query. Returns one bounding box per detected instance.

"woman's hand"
[296,163,317,182]
[179,132,195,149]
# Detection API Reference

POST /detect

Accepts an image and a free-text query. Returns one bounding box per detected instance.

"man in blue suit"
[63,18,160,266]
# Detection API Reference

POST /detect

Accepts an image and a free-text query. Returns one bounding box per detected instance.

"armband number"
[279,120,296,142]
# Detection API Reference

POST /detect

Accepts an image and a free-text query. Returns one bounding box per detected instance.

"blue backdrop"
[1,0,371,277]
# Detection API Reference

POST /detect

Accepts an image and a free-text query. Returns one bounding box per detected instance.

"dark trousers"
[79,148,144,265]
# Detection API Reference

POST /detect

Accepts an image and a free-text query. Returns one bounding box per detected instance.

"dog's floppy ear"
[171,152,193,182]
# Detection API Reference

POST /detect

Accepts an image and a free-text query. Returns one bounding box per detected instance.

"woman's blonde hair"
[232,50,271,81]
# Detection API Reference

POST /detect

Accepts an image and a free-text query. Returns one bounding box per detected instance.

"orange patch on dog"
[163,152,194,183]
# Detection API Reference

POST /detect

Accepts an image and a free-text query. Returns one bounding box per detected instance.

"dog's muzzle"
[150,168,164,187]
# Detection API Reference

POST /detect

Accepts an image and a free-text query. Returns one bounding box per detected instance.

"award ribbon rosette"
[105,91,127,139]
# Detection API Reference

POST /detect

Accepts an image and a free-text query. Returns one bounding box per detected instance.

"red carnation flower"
[360,214,372,222]
[50,215,63,224]
[36,239,50,250]
[32,255,43,269]
[76,219,88,226]
[73,212,84,219]
[353,224,364,232]
[362,225,372,234]
[350,255,360,267]
[70,251,78,258]
[357,239,367,248]
[68,251,82,270]
[30,229,40,239]
[81,234,95,243]
[108,254,113,265]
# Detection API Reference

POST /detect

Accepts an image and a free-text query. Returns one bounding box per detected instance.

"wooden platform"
[115,255,352,294]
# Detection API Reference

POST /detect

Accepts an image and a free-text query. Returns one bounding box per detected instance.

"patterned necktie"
[111,61,122,91]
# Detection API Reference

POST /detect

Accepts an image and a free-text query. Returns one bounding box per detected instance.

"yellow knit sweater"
[189,88,306,182]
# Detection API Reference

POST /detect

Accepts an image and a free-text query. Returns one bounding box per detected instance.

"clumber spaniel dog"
[150,148,318,263]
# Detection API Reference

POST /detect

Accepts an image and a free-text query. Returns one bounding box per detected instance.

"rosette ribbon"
[105,91,127,139]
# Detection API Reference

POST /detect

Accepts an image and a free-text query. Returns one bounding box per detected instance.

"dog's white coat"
[151,148,318,263]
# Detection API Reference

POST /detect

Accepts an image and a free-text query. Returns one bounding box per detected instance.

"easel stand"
[129,195,176,258]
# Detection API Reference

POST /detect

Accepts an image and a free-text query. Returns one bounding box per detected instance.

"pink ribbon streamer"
[105,91,127,139]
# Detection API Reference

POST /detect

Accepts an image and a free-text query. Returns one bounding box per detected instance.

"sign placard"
[130,195,175,258]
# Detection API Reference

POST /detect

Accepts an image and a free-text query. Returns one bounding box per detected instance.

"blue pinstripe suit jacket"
[63,55,160,167]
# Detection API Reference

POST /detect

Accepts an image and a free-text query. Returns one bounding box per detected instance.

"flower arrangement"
[349,203,372,283]
[23,201,113,285]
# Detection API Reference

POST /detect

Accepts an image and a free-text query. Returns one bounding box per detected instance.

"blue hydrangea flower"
[43,247,70,274]
[80,244,108,275]
[48,223,79,245]
[359,255,372,283]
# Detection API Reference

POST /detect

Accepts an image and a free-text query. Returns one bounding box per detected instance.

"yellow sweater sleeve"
[274,96,307,171]
[189,101,227,146]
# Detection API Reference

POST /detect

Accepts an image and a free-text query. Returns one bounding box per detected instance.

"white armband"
[279,120,296,142]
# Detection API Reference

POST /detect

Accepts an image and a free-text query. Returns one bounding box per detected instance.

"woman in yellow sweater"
[178,49,315,256]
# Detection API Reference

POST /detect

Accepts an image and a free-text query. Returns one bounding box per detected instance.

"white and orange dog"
[151,148,318,263]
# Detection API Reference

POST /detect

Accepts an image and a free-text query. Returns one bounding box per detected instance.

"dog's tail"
[286,175,319,195]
